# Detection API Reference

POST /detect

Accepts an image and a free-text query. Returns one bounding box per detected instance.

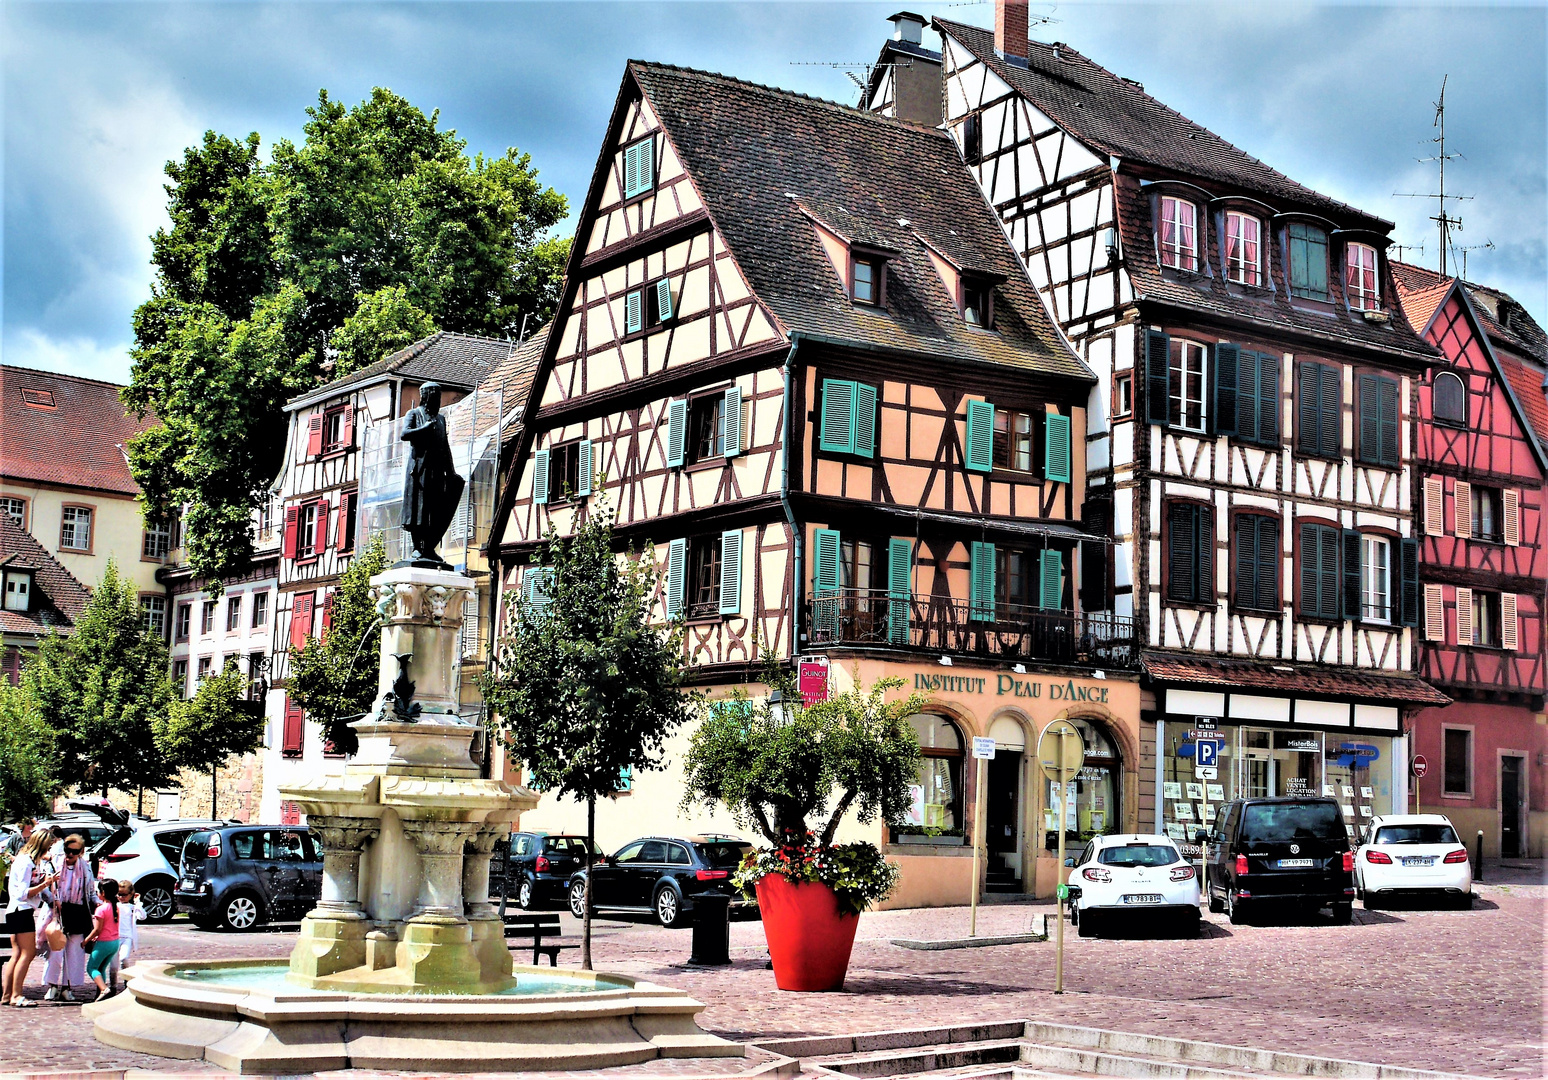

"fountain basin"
[87,960,743,1074]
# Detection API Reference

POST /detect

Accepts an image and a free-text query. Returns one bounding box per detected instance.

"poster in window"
[1342,785,1355,798]
[1174,802,1195,821]
[1089,812,1105,832]
[1200,803,1214,823]
[1185,782,1204,800]
[1206,784,1225,802]
[1360,786,1373,799]
[1163,781,1183,800]
[1165,823,1186,840]
[906,784,925,827]
[1359,806,1372,817]
[1323,785,1336,797]
[1342,803,1355,817]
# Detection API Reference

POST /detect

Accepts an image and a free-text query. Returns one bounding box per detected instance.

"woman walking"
[2,830,58,1007]
[82,879,121,1001]
[42,834,94,1002]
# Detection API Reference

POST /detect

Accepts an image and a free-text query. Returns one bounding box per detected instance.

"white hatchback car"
[1066,834,1201,938]
[1355,814,1473,909]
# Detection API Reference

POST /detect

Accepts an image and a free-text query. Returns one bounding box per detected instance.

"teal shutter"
[625,289,643,335]
[666,538,686,616]
[1044,412,1071,482]
[887,538,912,644]
[1399,538,1419,627]
[723,386,742,457]
[1146,329,1171,426]
[813,528,841,635]
[623,138,653,198]
[1213,343,1239,437]
[819,380,857,454]
[1358,374,1380,464]
[616,766,633,792]
[1342,529,1362,621]
[719,530,742,615]
[854,383,877,459]
[666,399,687,467]
[970,541,996,621]
[1378,376,1399,467]
[1258,353,1280,444]
[523,567,553,608]
[576,440,593,497]
[965,400,995,472]
[1039,549,1064,610]
[655,278,673,322]
[532,449,550,505]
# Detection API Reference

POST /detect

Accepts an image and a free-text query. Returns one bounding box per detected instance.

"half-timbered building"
[1395,262,1548,857]
[488,60,1139,905]
[923,3,1450,851]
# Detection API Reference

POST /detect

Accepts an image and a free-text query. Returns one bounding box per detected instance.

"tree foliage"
[0,679,61,821]
[23,561,178,795]
[125,88,571,580]
[287,535,389,756]
[155,660,266,814]
[681,668,924,847]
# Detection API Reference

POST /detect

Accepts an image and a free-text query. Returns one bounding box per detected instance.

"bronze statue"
[400,381,465,568]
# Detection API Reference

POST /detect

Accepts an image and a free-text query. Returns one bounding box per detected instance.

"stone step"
[816,1039,1024,1077]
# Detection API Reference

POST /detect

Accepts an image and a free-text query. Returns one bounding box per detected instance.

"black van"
[1203,798,1355,925]
[175,826,322,930]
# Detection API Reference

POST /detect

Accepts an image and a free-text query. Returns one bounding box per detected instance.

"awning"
[1141,651,1450,708]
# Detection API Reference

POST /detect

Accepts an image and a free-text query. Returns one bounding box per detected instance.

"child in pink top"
[82,879,121,1000]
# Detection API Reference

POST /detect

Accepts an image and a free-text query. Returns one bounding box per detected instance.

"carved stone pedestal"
[290,816,380,983]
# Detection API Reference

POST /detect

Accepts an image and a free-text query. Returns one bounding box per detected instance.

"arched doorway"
[1045,714,1123,849]
[985,714,1029,890]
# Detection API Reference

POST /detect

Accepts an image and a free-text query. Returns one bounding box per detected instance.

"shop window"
[1288,222,1329,300]
[1169,339,1208,432]
[1158,196,1199,272]
[1433,372,1466,426]
[1297,361,1343,457]
[1166,502,1213,605]
[1224,211,1262,286]
[1356,373,1400,468]
[1047,716,1119,847]
[904,714,964,832]
[1443,728,1472,795]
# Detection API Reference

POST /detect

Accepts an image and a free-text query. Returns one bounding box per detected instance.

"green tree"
[126,88,570,581]
[155,660,266,816]
[24,561,178,796]
[0,679,61,821]
[287,536,389,756]
[479,496,695,968]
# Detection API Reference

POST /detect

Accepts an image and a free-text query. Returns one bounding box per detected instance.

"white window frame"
[1169,339,1208,433]
[1224,212,1262,286]
[143,520,172,560]
[1115,373,1133,419]
[60,506,92,551]
[201,599,217,636]
[1159,196,1199,272]
[252,591,270,628]
[1,497,26,529]
[1361,535,1391,624]
[141,595,168,637]
[1346,242,1380,310]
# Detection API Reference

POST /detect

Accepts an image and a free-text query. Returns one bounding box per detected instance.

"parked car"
[568,834,754,928]
[1203,797,1355,925]
[1355,814,1473,909]
[1065,834,1200,938]
[495,832,605,910]
[175,826,322,930]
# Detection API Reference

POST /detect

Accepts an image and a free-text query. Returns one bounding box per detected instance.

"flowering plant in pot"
[682,669,922,991]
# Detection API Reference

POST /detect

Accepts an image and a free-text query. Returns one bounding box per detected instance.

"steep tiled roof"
[0,366,153,496]
[1142,651,1451,707]
[1465,285,1548,368]
[293,331,516,409]
[629,62,1090,382]
[467,324,550,438]
[935,19,1387,227]
[1497,351,1548,453]
[0,518,90,638]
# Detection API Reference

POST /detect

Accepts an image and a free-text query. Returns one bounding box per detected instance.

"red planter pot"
[754,873,860,992]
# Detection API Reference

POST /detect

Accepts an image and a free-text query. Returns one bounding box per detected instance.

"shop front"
[823,657,1142,907]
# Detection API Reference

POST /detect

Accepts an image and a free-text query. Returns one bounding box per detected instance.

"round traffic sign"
[1038,719,1085,782]
[1411,754,1429,778]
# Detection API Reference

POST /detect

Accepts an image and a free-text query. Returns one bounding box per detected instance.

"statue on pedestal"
[400,381,465,569]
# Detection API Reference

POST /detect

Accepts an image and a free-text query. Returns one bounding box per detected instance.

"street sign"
[1037,720,1085,782]
[1411,755,1429,779]
[1196,739,1221,768]
[1195,766,1218,780]
[972,736,997,760]
[1194,716,1219,731]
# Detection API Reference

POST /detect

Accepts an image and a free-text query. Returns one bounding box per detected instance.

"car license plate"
[1121,893,1163,904]
[1401,856,1435,867]
[1278,858,1315,868]
[179,878,195,890]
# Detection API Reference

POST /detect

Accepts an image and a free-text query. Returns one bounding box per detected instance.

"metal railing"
[807,589,1136,669]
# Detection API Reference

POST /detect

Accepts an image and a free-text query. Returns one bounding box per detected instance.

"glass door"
[1239,728,1272,798]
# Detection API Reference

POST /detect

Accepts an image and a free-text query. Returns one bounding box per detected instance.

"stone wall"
[55,752,265,823]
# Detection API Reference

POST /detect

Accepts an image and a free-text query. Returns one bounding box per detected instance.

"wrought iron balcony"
[807,589,1137,670]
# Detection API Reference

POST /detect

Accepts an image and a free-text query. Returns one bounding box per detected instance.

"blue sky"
[3,1,1544,383]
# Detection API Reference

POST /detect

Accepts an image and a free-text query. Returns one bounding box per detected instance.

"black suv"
[175,826,322,930]
[493,832,604,910]
[568,835,753,928]
[1204,797,1355,925]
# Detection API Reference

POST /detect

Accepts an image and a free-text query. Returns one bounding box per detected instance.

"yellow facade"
[1,483,163,595]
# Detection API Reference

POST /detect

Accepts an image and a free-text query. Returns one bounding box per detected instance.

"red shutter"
[341,404,355,449]
[320,592,334,639]
[337,491,356,552]
[289,593,315,651]
[282,699,305,757]
[280,801,301,825]
[320,500,334,553]
[305,413,325,456]
[282,505,301,559]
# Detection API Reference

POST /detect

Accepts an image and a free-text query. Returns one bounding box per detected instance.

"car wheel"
[1227,891,1250,926]
[221,892,264,931]
[517,877,536,911]
[1207,888,1225,914]
[1454,892,1473,910]
[655,886,683,929]
[1363,891,1381,911]
[1180,910,1202,939]
[1076,908,1097,938]
[138,878,177,923]
[1331,902,1353,925]
[568,880,588,920]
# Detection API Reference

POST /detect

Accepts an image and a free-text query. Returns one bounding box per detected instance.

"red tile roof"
[0,366,154,496]
[1496,350,1548,453]
[0,517,90,638]
[1142,651,1450,707]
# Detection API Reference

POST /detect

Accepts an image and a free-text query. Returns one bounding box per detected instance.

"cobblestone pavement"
[1,880,1542,1079]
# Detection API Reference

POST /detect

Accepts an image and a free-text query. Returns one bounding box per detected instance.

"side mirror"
[1063,857,1076,868]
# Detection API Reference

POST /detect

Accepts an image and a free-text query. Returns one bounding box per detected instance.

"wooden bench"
[502,912,577,967]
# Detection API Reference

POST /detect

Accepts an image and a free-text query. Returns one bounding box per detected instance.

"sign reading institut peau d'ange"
[912,672,1111,703]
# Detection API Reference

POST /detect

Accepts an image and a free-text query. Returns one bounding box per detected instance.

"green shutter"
[1400,537,1419,627]
[813,528,841,635]
[524,567,553,608]
[1039,549,1064,610]
[576,440,593,497]
[1146,329,1171,426]
[625,289,643,335]
[532,449,550,505]
[1379,376,1399,467]
[1256,516,1280,611]
[970,541,996,621]
[719,530,742,615]
[1318,364,1342,457]
[723,386,742,457]
[1258,353,1280,444]
[819,380,857,454]
[666,538,686,617]
[1342,529,1362,621]
[666,399,687,467]
[1358,374,1380,464]
[655,278,673,322]
[854,383,877,459]
[887,538,912,644]
[1298,522,1320,614]
[965,400,995,472]
[1213,343,1239,437]
[1236,348,1258,442]
[1235,515,1258,609]
[1044,412,1071,482]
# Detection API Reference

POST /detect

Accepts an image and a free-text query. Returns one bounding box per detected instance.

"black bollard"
[689,893,731,966]
[1475,830,1485,882]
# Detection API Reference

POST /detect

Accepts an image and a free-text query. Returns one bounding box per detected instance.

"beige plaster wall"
[1,484,163,595]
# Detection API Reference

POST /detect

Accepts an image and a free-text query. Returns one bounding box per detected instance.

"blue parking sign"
[1196,739,1221,767]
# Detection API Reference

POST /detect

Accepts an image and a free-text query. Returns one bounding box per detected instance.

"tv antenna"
[1390,241,1426,264]
[789,59,908,104]
[1452,240,1495,280]
[1393,75,1472,278]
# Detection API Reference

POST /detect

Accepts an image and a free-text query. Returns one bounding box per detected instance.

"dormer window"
[852,257,883,305]
[1159,196,1198,272]
[1346,242,1380,310]
[3,570,31,612]
[1224,212,1262,286]
[1288,223,1330,300]
[962,280,993,327]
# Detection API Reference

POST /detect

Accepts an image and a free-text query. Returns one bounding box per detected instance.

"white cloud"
[3,327,134,384]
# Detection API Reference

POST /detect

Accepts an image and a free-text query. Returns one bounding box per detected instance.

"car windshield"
[694,842,751,869]
[1373,824,1459,846]
[1241,802,1346,842]
[1098,844,1179,867]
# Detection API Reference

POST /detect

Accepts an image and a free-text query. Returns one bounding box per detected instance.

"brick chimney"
[996,0,1029,59]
